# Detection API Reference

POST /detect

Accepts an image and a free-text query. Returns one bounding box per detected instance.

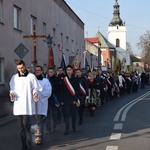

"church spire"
[109,0,125,26]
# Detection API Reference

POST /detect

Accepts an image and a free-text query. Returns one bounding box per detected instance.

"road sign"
[14,43,29,59]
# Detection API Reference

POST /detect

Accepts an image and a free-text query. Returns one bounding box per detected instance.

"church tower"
[108,0,126,62]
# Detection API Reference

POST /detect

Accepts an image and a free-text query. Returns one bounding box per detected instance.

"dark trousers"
[107,88,113,100]
[63,104,77,131]
[38,115,46,138]
[45,102,59,132]
[78,105,85,121]
[17,115,33,150]
[141,81,145,89]
[100,91,105,105]
[132,83,138,92]
[126,84,132,94]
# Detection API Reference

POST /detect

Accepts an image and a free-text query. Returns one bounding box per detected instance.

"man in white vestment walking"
[9,60,41,150]
[35,66,52,142]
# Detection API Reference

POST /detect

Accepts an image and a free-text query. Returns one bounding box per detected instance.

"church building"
[108,0,127,64]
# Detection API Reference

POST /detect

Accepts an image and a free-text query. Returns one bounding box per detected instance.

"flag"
[60,53,66,70]
[72,50,79,69]
[85,57,89,74]
[48,45,54,68]
[57,43,62,51]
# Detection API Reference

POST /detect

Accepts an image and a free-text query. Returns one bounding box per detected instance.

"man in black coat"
[76,69,88,125]
[141,71,146,89]
[106,72,114,101]
[60,65,80,135]
[96,69,107,106]
[45,67,60,134]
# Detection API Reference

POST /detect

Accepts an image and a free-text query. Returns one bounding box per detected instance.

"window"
[14,6,21,29]
[71,40,74,53]
[30,16,37,34]
[43,22,46,35]
[66,36,69,51]
[0,58,4,84]
[53,28,56,45]
[0,0,3,22]
[116,38,120,47]
[136,63,139,67]
[61,33,63,48]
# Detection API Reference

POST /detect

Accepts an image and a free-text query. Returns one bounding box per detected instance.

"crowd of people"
[9,60,150,150]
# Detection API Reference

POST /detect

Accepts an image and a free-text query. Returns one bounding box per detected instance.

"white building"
[0,0,84,93]
[108,0,127,64]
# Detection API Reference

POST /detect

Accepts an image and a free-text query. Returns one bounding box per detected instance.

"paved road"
[0,86,150,150]
[0,95,12,118]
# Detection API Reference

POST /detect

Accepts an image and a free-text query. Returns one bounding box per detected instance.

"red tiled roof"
[85,38,100,44]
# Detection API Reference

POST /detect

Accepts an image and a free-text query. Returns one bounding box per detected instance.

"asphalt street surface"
[0,86,150,150]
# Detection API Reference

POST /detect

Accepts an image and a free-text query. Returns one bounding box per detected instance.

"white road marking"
[113,123,123,130]
[113,91,150,121]
[110,133,121,140]
[107,92,150,150]
[106,146,118,150]
[142,98,150,100]
[121,99,141,121]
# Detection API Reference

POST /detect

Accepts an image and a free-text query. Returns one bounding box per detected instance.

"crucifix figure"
[23,25,46,72]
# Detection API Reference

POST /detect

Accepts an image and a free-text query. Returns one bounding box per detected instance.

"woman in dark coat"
[87,73,100,117]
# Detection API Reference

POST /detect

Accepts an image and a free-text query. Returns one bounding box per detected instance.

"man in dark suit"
[60,65,80,135]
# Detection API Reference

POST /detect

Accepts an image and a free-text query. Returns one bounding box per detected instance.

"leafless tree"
[126,42,133,55]
[137,30,150,64]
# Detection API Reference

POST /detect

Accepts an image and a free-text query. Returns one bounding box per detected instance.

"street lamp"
[90,53,93,70]
[98,43,101,69]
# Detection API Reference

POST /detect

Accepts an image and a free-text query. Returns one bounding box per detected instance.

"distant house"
[84,37,101,69]
[131,55,144,73]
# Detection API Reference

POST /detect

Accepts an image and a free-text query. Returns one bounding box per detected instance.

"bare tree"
[126,42,133,55]
[137,30,150,65]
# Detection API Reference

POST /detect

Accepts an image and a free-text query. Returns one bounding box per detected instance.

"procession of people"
[9,60,150,150]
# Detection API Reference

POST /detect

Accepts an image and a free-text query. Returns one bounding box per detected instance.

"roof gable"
[95,31,116,49]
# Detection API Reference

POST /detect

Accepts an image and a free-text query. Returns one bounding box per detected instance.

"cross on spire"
[23,25,46,72]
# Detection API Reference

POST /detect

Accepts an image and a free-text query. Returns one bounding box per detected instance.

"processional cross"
[23,25,46,72]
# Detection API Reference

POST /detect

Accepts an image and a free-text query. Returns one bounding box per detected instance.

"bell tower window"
[116,38,120,47]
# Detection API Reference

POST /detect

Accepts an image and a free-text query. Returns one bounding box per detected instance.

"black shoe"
[64,130,70,135]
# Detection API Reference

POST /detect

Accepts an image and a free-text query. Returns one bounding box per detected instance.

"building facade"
[0,0,84,93]
[95,31,116,71]
[85,37,100,69]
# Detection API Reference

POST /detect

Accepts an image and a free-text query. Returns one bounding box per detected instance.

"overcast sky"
[65,0,150,56]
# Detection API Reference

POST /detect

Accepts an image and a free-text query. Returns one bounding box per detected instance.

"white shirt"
[37,78,52,116]
[9,73,42,115]
[118,75,123,87]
